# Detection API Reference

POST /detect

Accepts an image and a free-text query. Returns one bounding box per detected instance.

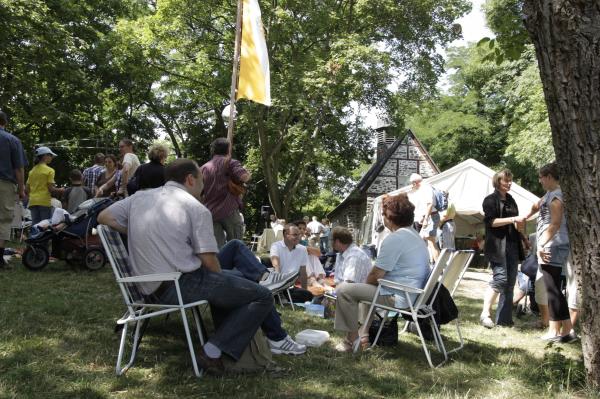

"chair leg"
[357,301,379,352]
[446,318,464,355]
[180,308,202,377]
[116,319,143,376]
[430,319,448,362]
[411,315,442,369]
[287,289,295,311]
[192,306,206,346]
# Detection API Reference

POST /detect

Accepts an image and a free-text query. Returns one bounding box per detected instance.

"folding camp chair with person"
[98,225,209,377]
[361,248,461,368]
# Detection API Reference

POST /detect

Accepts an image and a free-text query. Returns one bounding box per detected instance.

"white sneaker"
[260,271,298,293]
[268,335,306,355]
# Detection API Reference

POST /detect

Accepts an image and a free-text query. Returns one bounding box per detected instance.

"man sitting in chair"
[331,226,373,286]
[270,224,315,303]
[98,159,305,375]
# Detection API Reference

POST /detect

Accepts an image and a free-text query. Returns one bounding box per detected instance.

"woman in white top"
[334,193,430,352]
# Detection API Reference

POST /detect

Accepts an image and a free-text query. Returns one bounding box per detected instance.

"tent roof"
[375,158,540,219]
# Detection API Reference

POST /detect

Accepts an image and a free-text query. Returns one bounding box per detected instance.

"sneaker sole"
[270,348,306,355]
[267,273,300,294]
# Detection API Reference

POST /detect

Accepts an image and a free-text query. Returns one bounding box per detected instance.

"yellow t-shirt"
[27,164,55,207]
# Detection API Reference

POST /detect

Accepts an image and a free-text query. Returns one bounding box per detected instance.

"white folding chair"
[248,234,260,252]
[98,225,209,377]
[361,248,456,368]
[441,250,475,297]
[10,201,31,242]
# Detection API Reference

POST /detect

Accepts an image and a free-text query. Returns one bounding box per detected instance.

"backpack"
[432,186,448,212]
[222,330,277,373]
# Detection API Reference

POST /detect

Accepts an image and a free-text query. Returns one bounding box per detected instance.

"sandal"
[352,336,371,353]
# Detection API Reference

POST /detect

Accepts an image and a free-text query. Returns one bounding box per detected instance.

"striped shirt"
[82,164,105,191]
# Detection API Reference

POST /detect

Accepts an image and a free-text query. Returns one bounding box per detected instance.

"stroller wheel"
[22,245,50,271]
[84,248,106,271]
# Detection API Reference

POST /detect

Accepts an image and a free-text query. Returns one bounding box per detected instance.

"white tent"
[367,158,540,246]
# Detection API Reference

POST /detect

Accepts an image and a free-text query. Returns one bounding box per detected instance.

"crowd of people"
[0,109,578,375]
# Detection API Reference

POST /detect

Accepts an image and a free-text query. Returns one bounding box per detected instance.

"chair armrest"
[377,279,423,294]
[117,272,182,283]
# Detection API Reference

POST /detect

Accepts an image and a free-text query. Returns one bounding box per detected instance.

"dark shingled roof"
[328,129,439,217]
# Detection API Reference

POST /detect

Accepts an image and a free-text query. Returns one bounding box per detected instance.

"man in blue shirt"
[0,111,26,268]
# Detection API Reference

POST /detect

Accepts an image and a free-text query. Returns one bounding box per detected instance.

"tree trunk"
[522,0,600,387]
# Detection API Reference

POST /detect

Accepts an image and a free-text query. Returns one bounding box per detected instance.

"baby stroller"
[22,198,114,271]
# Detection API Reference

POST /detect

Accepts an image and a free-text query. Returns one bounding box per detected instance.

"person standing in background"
[117,139,140,197]
[26,146,64,225]
[82,153,105,195]
[479,169,526,328]
[320,218,331,252]
[201,138,250,248]
[528,162,576,343]
[0,111,26,268]
[407,173,440,262]
[437,195,456,250]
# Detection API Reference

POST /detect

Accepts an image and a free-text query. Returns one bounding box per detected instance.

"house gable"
[366,130,439,196]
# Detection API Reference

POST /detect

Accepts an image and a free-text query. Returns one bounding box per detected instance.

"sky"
[451,0,494,46]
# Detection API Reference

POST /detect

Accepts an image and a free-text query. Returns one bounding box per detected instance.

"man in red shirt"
[201,138,251,248]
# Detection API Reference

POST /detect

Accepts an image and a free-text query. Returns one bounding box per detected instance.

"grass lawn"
[0,247,593,399]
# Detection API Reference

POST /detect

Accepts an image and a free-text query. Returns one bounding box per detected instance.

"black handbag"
[521,253,539,280]
[368,313,399,346]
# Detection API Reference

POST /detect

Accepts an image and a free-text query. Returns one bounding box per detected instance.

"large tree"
[522,0,600,386]
[106,0,471,218]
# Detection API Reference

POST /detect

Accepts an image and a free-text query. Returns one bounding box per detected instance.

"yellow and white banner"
[237,0,271,106]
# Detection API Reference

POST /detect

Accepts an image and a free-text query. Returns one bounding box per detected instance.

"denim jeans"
[159,266,273,361]
[29,205,52,226]
[320,236,329,253]
[489,240,519,326]
[218,239,287,342]
[213,210,244,249]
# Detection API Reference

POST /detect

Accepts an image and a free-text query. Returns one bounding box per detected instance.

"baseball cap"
[35,146,57,157]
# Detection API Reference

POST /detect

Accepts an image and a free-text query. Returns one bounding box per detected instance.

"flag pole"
[227,0,244,156]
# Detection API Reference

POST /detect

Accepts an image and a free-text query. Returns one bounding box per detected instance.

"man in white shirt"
[331,227,373,285]
[270,224,314,302]
[407,173,440,262]
[307,216,324,240]
[118,138,140,196]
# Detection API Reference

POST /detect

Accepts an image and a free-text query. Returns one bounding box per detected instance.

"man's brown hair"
[331,226,353,245]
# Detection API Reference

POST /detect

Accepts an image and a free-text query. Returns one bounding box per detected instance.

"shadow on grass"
[0,261,588,398]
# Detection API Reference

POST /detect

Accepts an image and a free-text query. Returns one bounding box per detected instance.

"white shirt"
[307,220,324,236]
[270,240,308,275]
[107,181,219,294]
[334,243,373,284]
[408,182,434,222]
[122,152,141,178]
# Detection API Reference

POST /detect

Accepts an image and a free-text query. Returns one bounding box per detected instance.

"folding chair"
[361,248,456,368]
[441,250,475,297]
[276,288,296,310]
[98,225,209,377]
[248,234,261,252]
[10,201,31,242]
